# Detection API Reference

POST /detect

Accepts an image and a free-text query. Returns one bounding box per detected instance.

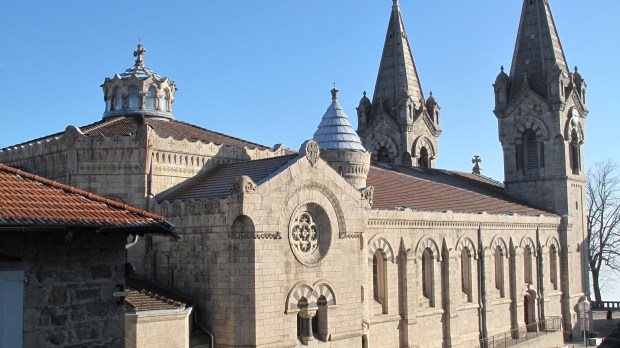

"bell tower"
[493,0,588,338]
[356,0,441,167]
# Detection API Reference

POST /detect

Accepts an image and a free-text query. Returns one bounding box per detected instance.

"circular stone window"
[288,202,332,266]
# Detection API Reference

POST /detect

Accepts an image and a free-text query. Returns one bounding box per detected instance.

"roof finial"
[472,155,484,175]
[574,66,579,73]
[133,41,147,67]
[500,65,504,73]
[393,0,399,6]
[331,84,339,100]
[363,91,367,97]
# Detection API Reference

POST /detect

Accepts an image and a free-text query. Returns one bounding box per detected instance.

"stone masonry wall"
[0,229,127,348]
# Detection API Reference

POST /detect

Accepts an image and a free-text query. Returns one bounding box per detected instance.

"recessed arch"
[412,135,436,159]
[489,236,509,257]
[312,281,337,307]
[545,236,561,252]
[285,282,316,314]
[367,135,398,163]
[368,236,395,263]
[519,236,537,256]
[513,117,550,142]
[414,236,441,261]
[455,236,478,260]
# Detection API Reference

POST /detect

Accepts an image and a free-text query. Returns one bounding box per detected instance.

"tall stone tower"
[356,0,441,167]
[493,0,589,337]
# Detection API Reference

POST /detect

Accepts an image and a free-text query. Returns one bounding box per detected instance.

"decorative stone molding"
[361,186,374,206]
[519,236,538,256]
[368,236,395,263]
[489,236,509,257]
[545,235,561,252]
[284,281,337,314]
[455,236,478,260]
[414,236,441,262]
[512,116,550,142]
[230,176,257,196]
[412,135,437,159]
[299,140,320,167]
[367,135,398,160]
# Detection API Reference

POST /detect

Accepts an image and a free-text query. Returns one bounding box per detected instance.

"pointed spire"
[371,0,424,117]
[313,89,366,151]
[509,0,569,99]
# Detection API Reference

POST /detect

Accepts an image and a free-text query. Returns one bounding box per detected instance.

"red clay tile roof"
[0,163,177,234]
[125,289,186,312]
[125,276,190,312]
[2,116,271,151]
[162,155,297,201]
[367,164,554,216]
[83,116,270,149]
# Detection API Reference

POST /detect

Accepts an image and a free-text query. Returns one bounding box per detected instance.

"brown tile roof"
[0,163,177,235]
[2,116,270,151]
[82,116,270,149]
[367,164,554,216]
[162,154,297,201]
[125,276,189,312]
[125,289,186,312]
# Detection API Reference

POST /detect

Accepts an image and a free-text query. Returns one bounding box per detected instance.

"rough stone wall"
[125,310,192,348]
[0,229,127,348]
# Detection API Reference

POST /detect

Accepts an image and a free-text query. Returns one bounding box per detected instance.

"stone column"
[401,250,418,347]
[299,310,315,345]
[443,248,461,347]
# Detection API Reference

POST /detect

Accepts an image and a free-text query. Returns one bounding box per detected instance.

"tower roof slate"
[509,0,569,99]
[312,89,366,151]
[372,0,425,111]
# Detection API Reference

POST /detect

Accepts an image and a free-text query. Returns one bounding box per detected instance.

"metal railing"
[479,316,562,348]
[592,301,620,311]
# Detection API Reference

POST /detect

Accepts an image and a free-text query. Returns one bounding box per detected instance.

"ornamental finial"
[133,41,147,67]
[331,85,338,100]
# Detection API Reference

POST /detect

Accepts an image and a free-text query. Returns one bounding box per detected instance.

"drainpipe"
[478,225,488,344]
[536,226,545,327]
[125,234,140,249]
[193,309,215,348]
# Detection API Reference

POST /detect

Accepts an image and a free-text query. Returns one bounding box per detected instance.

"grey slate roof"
[105,65,166,82]
[312,91,366,151]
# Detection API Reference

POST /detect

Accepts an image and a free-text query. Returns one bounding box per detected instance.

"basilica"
[0,0,590,347]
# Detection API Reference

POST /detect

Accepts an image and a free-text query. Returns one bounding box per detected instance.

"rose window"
[291,212,319,254]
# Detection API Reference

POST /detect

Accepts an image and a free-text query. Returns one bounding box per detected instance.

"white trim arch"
[513,117,550,142]
[455,236,478,260]
[312,281,337,307]
[545,236,561,252]
[414,236,441,262]
[285,282,316,314]
[519,236,538,256]
[368,236,395,263]
[412,135,436,159]
[489,236,509,257]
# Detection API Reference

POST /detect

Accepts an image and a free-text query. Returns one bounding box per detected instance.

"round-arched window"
[146,86,157,110]
[129,86,140,109]
[114,87,123,110]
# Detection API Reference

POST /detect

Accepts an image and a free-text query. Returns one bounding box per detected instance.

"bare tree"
[587,160,620,303]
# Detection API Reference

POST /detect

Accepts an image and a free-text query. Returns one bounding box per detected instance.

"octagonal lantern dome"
[101,43,177,119]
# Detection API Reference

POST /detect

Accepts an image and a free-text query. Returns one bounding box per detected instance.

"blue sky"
[1,1,619,297]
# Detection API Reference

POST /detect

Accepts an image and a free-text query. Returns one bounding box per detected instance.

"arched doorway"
[524,291,537,332]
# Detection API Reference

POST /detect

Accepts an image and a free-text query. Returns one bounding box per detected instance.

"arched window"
[376,147,392,163]
[419,147,430,168]
[549,245,558,290]
[495,246,505,298]
[422,248,434,307]
[129,85,140,109]
[524,245,533,284]
[297,298,312,344]
[570,130,580,174]
[146,86,157,110]
[461,248,472,302]
[373,250,387,314]
[314,296,328,341]
[160,88,170,112]
[114,87,123,110]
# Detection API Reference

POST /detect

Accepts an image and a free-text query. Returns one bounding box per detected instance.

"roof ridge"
[163,119,269,149]
[81,116,127,134]
[0,163,165,222]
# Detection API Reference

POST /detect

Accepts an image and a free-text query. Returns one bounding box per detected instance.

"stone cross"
[133,42,147,67]
[472,155,483,175]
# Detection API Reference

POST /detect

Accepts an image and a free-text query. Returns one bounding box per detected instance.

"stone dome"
[101,43,177,120]
[313,88,366,151]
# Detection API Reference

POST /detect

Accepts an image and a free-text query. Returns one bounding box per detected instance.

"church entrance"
[524,291,537,332]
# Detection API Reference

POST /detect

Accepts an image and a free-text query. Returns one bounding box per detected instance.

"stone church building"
[0,0,590,347]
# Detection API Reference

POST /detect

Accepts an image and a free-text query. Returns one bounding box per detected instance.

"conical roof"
[313,89,366,151]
